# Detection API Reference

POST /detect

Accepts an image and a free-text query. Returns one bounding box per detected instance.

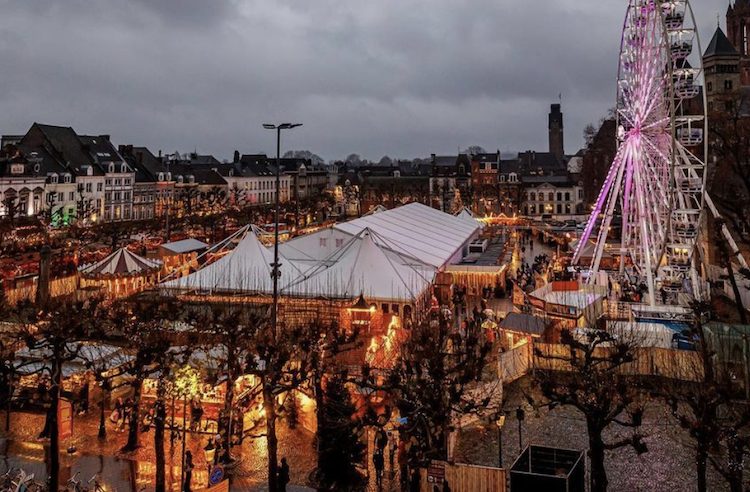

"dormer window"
[188,175,195,184]
[64,174,72,183]
[121,163,127,173]
[108,163,115,173]
[166,172,172,181]
[158,172,164,181]
[509,173,518,183]
[50,174,58,184]
[458,164,465,175]
[177,175,184,184]
[500,174,507,182]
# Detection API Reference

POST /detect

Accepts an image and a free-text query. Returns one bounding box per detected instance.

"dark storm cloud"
[0,0,731,161]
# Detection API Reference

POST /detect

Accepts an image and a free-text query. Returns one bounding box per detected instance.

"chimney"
[234,150,240,163]
[158,150,162,158]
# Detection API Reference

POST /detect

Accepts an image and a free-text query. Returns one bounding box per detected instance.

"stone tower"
[703,25,741,112]
[727,0,750,85]
[548,103,564,161]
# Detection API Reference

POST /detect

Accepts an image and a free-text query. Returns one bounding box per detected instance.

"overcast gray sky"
[0,0,730,162]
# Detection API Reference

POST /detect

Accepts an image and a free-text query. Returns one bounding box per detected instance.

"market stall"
[78,247,162,298]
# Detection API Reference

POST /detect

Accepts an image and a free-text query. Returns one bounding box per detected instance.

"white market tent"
[79,248,161,277]
[333,202,480,269]
[455,207,485,229]
[161,228,302,295]
[160,238,209,255]
[284,228,434,303]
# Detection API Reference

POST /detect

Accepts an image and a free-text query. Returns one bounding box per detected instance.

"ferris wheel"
[572,0,707,305]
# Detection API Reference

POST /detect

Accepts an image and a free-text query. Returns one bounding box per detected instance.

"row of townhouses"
[0,123,330,225]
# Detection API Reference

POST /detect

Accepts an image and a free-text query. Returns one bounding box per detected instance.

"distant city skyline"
[0,0,731,162]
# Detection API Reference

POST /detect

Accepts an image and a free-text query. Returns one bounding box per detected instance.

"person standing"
[183,450,194,492]
[278,457,290,491]
[373,449,385,488]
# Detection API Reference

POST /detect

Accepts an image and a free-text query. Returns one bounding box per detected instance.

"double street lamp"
[262,123,302,341]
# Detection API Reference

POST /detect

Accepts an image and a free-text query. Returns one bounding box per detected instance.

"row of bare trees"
[0,290,494,492]
[530,303,750,492]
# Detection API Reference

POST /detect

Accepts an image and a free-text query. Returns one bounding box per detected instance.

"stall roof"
[333,202,479,268]
[161,238,209,254]
[79,247,161,276]
[283,228,434,303]
[161,228,302,295]
[500,312,549,336]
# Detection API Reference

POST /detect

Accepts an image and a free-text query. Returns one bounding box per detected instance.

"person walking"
[183,450,194,492]
[373,449,385,488]
[278,457,290,491]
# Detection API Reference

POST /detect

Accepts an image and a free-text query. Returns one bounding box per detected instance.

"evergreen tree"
[315,371,365,491]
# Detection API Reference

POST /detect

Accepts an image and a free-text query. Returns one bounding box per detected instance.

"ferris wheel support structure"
[573,0,709,306]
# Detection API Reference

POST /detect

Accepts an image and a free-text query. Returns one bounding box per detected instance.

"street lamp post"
[516,406,525,452]
[262,123,302,341]
[496,415,505,468]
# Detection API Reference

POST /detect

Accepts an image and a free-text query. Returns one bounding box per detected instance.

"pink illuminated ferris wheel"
[572,0,707,305]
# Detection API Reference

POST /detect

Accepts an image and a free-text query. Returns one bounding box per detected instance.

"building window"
[69,192,74,201]
[530,192,536,201]
[106,179,112,186]
[564,192,570,201]
[556,203,562,214]
[58,192,64,202]
[109,163,115,173]
[85,183,92,193]
[556,192,562,201]
[115,179,122,186]
[725,79,733,91]
[548,192,554,201]
[578,189,583,199]
[125,178,131,185]
[64,174,72,183]
[707,81,713,93]
[96,183,102,192]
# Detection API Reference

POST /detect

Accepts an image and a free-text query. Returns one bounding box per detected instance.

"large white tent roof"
[333,202,479,268]
[161,229,302,295]
[283,228,434,303]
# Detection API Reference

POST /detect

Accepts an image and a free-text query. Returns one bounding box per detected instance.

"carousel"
[78,247,162,298]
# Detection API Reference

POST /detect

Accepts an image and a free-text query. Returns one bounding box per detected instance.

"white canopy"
[455,207,485,229]
[284,228,434,303]
[161,229,302,295]
[333,202,480,268]
[79,248,161,276]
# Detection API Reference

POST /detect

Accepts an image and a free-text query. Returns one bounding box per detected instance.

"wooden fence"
[420,462,506,492]
[533,343,703,381]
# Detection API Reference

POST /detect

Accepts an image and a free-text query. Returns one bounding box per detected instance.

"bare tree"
[532,327,647,492]
[3,297,107,492]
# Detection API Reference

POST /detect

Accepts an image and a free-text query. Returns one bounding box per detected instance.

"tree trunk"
[587,420,608,492]
[49,354,62,492]
[264,384,279,492]
[122,378,143,452]
[696,444,708,492]
[314,370,324,472]
[155,378,167,492]
[98,391,107,439]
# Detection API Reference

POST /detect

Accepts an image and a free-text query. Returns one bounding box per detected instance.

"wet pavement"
[0,410,407,491]
[0,410,318,491]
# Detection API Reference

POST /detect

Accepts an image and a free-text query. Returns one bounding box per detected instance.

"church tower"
[726,0,750,84]
[548,103,564,161]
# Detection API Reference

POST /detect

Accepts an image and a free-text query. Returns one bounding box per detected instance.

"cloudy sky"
[0,0,729,162]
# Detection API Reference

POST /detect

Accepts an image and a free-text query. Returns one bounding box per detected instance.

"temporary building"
[284,228,434,306]
[160,228,302,295]
[455,206,485,229]
[332,202,480,268]
[78,247,162,297]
